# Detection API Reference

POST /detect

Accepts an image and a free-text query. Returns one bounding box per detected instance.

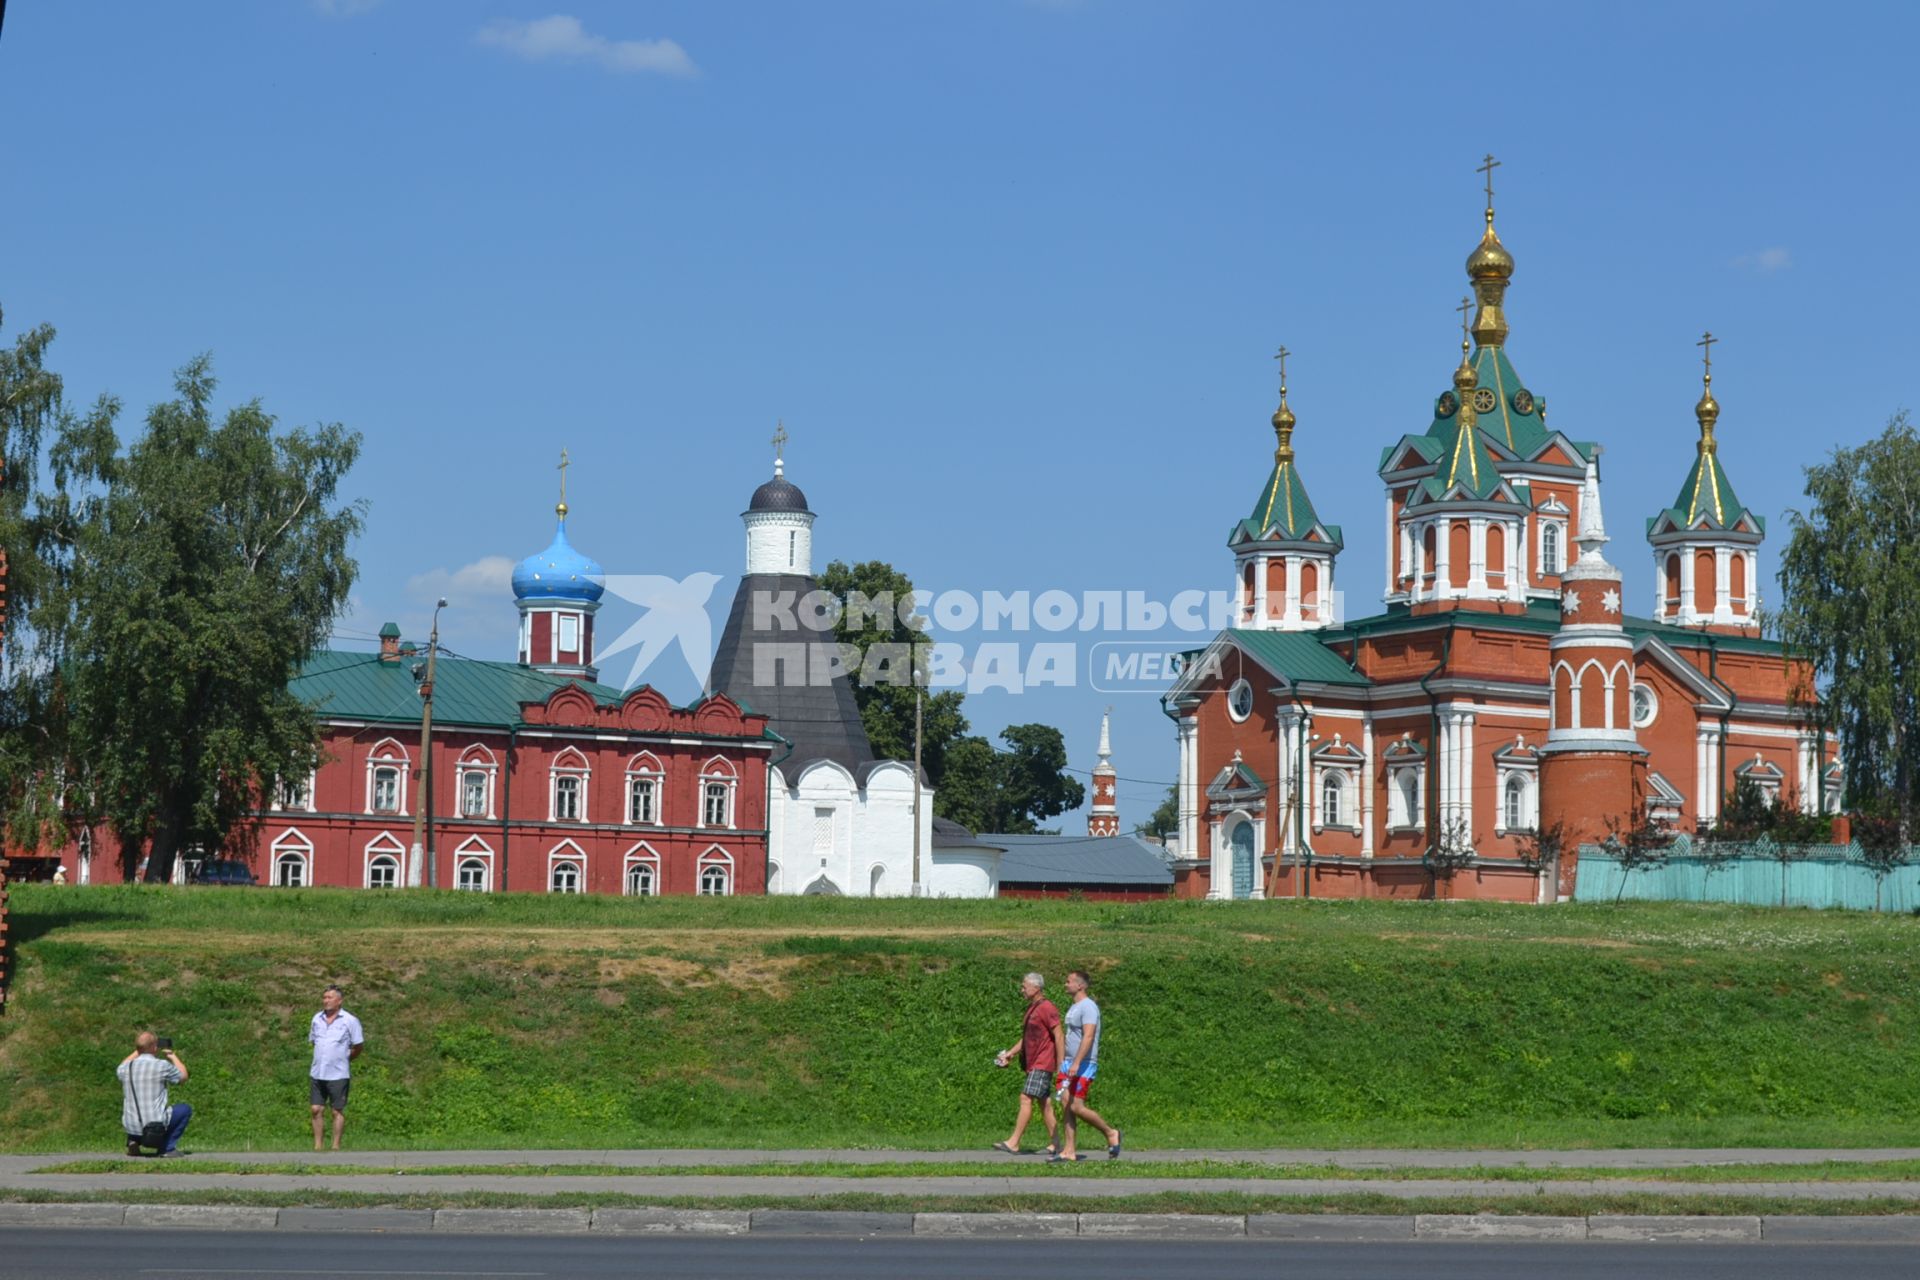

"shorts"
[1022,1067,1053,1099]
[310,1077,351,1111]
[1055,1065,1096,1100]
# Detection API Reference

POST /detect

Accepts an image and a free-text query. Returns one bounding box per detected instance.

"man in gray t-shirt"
[1054,969,1122,1161]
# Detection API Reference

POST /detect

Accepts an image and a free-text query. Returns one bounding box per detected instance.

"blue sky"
[3,1,1916,828]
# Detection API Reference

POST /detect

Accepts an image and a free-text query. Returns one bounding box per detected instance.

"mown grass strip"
[3,1187,1920,1216]
[31,1158,1920,1183]
[9,887,1920,1154]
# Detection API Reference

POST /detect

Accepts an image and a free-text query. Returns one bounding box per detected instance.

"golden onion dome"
[1466,216,1515,281]
[1452,347,1477,393]
[1695,376,1720,444]
[1271,400,1296,433]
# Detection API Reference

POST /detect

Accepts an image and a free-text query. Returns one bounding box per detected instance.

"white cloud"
[475,15,697,77]
[1733,246,1791,274]
[406,555,517,609]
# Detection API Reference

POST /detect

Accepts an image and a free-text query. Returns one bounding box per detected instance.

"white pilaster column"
[1254,556,1270,626]
[1275,710,1296,856]
[1360,715,1376,858]
[1435,519,1453,598]
[1695,728,1710,823]
[1400,524,1416,600]
[1460,711,1476,843]
[1177,718,1198,858]
[1680,551,1697,624]
[1385,496,1398,598]
[1468,518,1488,594]
[1516,519,1531,595]
[1285,557,1302,626]
[1207,819,1228,899]
[1652,558,1665,621]
[1797,733,1816,814]
[1728,545,1743,625]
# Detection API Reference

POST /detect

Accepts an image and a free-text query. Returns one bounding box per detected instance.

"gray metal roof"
[980,833,1175,887]
[746,474,811,513]
[708,571,875,775]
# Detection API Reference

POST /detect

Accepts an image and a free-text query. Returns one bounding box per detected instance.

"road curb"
[592,1207,752,1235]
[122,1204,281,1231]
[1415,1213,1587,1241]
[3,1203,1920,1241]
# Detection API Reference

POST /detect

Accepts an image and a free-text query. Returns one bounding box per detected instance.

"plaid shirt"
[117,1054,181,1135]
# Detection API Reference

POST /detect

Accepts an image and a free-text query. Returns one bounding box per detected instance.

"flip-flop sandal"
[1108,1131,1123,1160]
[991,1141,1019,1154]
[1046,1153,1072,1163]
[1041,1144,1059,1156]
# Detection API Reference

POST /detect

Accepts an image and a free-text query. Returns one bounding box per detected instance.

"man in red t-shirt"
[991,971,1063,1154]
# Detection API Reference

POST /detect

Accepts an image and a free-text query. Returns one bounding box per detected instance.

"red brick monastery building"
[1164,172,1836,902]
[247,496,779,896]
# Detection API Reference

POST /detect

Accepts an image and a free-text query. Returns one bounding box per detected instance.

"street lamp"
[408,598,448,888]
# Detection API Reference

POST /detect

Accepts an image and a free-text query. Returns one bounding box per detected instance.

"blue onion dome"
[747,471,811,514]
[512,506,605,602]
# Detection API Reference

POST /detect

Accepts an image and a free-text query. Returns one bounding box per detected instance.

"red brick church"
[1164,166,1836,902]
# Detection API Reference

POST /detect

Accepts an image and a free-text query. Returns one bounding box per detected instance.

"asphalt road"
[1,1229,1914,1280]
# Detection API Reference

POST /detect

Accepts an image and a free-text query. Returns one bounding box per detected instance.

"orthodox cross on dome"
[556,446,571,517]
[771,420,789,476]
[1697,330,1717,380]
[1477,152,1501,218]
[1272,344,1290,397]
[1455,295,1474,348]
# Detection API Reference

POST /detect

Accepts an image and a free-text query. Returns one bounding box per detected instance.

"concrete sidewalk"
[7,1145,1920,1173]
[0,1147,1916,1202]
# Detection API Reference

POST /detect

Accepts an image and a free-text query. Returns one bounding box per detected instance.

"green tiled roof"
[289,650,772,735]
[1227,628,1373,688]
[1465,345,1550,455]
[1242,456,1320,541]
[1654,444,1756,534]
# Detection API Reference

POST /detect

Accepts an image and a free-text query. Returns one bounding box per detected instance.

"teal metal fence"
[1573,835,1920,911]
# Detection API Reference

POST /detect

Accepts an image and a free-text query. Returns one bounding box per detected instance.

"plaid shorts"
[1022,1067,1053,1099]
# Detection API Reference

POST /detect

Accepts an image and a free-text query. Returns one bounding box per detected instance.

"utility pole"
[911,670,924,897]
[409,599,448,888]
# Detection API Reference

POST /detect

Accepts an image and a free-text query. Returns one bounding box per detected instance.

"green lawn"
[3,886,1918,1153]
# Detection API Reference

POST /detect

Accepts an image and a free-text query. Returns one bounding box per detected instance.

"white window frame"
[625,752,664,825]
[550,749,591,823]
[697,846,734,896]
[1497,770,1538,835]
[698,758,738,829]
[1388,766,1424,831]
[273,769,316,812]
[558,613,581,653]
[456,746,499,820]
[623,842,661,897]
[547,839,587,894]
[1538,518,1566,577]
[366,738,410,815]
[363,832,406,888]
[452,836,495,892]
[1630,682,1658,730]
[1226,678,1254,723]
[271,829,313,888]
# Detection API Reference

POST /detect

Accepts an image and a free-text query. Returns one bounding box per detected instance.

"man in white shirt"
[117,1031,190,1157]
[1054,969,1122,1162]
[308,984,365,1151]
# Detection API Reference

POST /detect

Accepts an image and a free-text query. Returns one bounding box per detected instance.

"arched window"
[460,770,488,818]
[271,831,312,887]
[699,758,738,829]
[457,858,488,892]
[1541,522,1562,576]
[870,864,886,897]
[1664,553,1682,613]
[625,861,655,896]
[371,766,400,813]
[550,750,590,823]
[367,855,400,889]
[1504,775,1527,832]
[626,753,663,825]
[550,861,582,894]
[698,848,733,896]
[1321,772,1345,827]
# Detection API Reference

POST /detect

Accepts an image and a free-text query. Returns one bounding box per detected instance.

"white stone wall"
[744,511,814,576]
[765,760,944,896]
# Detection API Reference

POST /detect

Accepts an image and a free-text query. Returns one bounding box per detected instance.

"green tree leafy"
[5,349,364,881]
[935,724,1086,834]
[1776,411,1920,841]
[1138,784,1178,840]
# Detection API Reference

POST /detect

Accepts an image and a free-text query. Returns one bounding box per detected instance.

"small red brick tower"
[1539,454,1646,896]
[1088,709,1119,837]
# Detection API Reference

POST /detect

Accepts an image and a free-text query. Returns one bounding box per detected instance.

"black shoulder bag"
[129,1061,169,1150]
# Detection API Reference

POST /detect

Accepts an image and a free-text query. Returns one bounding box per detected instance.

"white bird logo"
[597,573,726,691]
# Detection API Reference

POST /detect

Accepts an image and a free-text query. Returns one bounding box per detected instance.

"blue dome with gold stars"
[512,507,605,603]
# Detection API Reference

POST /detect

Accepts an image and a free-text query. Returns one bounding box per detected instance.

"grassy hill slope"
[2,886,1917,1152]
